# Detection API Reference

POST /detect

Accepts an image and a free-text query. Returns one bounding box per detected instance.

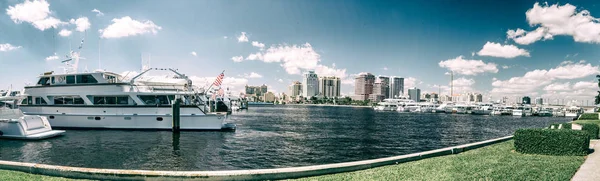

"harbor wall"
[0,135,513,181]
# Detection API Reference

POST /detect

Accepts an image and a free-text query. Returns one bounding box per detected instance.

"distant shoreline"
[283,104,372,108]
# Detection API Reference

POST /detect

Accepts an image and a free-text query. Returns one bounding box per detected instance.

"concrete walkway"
[572,140,600,181]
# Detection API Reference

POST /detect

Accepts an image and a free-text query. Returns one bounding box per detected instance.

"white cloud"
[189,76,248,94]
[99,16,161,38]
[477,42,530,58]
[438,56,498,75]
[223,36,228,39]
[231,56,244,62]
[190,51,197,56]
[58,29,72,37]
[543,82,571,91]
[0,43,22,52]
[383,67,388,71]
[404,77,421,89]
[45,53,59,61]
[237,32,248,42]
[502,65,510,69]
[91,9,104,16]
[278,79,283,82]
[6,0,65,31]
[246,43,320,74]
[244,72,263,78]
[542,81,597,102]
[506,27,550,45]
[69,17,90,32]
[509,3,600,44]
[491,61,600,97]
[251,41,265,48]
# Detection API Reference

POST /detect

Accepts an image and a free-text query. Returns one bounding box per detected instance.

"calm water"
[0,105,569,171]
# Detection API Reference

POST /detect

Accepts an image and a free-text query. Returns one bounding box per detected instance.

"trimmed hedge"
[578,113,599,120]
[514,129,589,156]
[580,123,600,139]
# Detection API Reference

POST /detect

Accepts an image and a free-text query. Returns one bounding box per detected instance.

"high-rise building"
[377,76,390,98]
[302,71,319,98]
[535,97,543,105]
[408,87,421,102]
[318,76,341,98]
[288,81,302,97]
[476,94,483,102]
[522,96,531,104]
[245,84,268,96]
[389,77,404,98]
[353,72,375,101]
[370,82,385,102]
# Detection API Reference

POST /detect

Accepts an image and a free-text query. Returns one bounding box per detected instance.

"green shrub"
[549,123,571,130]
[514,129,589,156]
[578,113,599,120]
[579,123,600,139]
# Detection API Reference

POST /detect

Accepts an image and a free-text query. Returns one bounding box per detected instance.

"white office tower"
[302,71,319,98]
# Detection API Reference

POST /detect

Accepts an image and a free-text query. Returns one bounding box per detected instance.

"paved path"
[572,140,600,181]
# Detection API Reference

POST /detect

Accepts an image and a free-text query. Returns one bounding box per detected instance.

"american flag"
[213,72,225,87]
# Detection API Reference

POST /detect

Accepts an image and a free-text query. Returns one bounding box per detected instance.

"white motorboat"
[418,102,438,113]
[453,104,473,114]
[501,105,514,115]
[537,108,553,117]
[435,102,453,113]
[374,99,402,111]
[0,108,65,140]
[472,103,493,115]
[552,108,565,117]
[565,106,583,117]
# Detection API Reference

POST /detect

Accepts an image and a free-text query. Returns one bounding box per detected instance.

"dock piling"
[172,98,181,132]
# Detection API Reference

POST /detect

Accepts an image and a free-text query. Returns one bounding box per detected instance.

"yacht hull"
[20,106,226,130]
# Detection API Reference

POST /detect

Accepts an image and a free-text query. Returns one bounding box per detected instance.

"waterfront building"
[288,81,302,97]
[245,84,268,102]
[302,71,319,98]
[318,76,341,98]
[535,97,543,105]
[377,76,390,98]
[523,96,531,104]
[370,82,385,102]
[353,72,375,101]
[264,92,276,103]
[476,93,483,102]
[408,87,421,102]
[389,76,404,98]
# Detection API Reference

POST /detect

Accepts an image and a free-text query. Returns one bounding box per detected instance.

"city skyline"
[1,0,600,102]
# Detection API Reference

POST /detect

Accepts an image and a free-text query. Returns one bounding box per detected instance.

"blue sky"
[1,0,600,103]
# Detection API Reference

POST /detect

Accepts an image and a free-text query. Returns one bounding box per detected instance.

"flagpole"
[204,70,225,94]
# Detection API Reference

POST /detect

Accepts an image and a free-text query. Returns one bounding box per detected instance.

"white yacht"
[374,99,402,111]
[565,106,583,117]
[552,107,565,117]
[453,104,473,114]
[512,105,533,117]
[18,68,232,130]
[435,102,453,113]
[472,103,494,115]
[418,102,438,113]
[500,105,514,115]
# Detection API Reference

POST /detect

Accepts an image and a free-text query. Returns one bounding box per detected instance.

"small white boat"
[374,99,402,111]
[537,108,553,117]
[435,102,452,113]
[418,103,438,113]
[454,104,473,114]
[552,108,565,117]
[0,108,65,140]
[565,106,583,117]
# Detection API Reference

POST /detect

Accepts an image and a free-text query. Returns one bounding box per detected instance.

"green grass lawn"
[574,120,600,127]
[0,170,87,181]
[292,140,586,181]
[0,140,587,181]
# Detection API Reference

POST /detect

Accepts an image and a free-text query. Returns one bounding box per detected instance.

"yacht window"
[76,75,98,84]
[106,97,116,104]
[51,77,55,84]
[139,95,156,104]
[74,97,84,104]
[94,97,106,104]
[35,97,47,105]
[66,76,75,84]
[37,77,50,85]
[54,97,65,105]
[20,98,27,105]
[117,96,128,105]
[138,95,169,105]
